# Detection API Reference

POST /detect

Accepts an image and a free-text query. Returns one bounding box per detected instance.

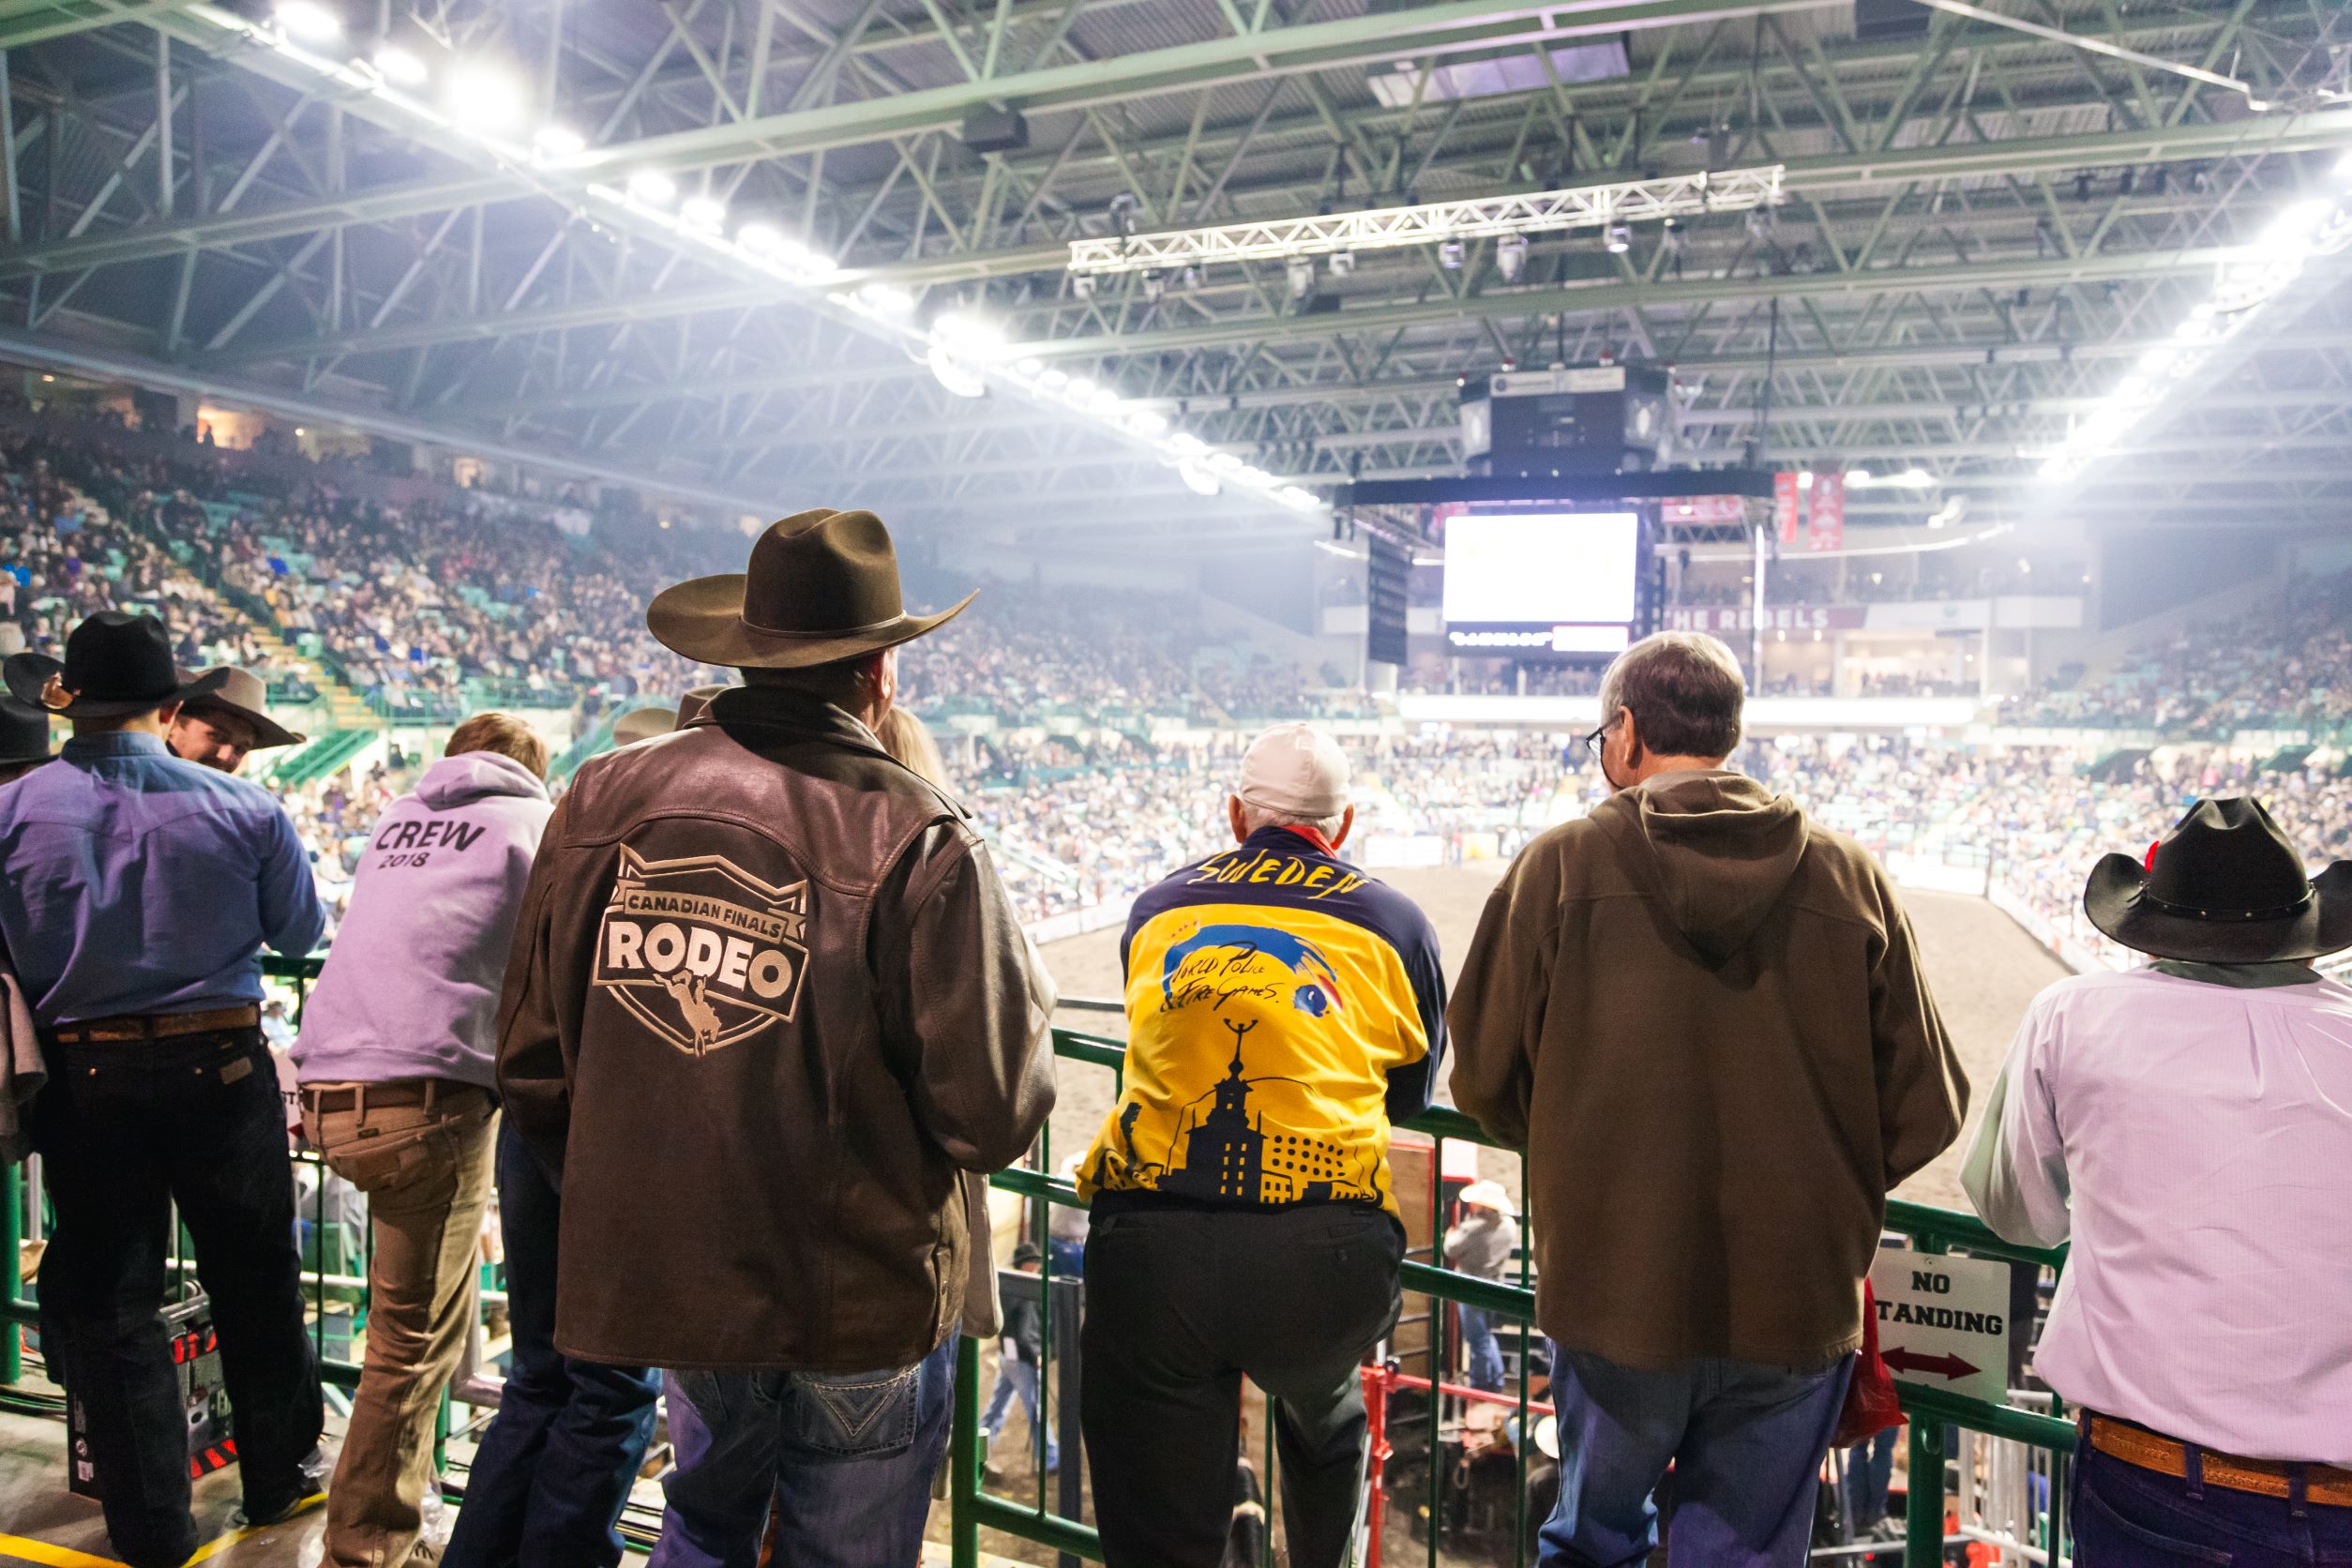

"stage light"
[1438,239,1464,270]
[1605,222,1633,253]
[533,125,586,159]
[1848,468,1874,487]
[1126,410,1169,436]
[679,196,728,231]
[1892,467,1936,489]
[1038,368,1069,389]
[2335,148,2352,185]
[447,64,527,132]
[1064,377,1097,403]
[1014,356,1044,375]
[1497,233,1528,282]
[2263,196,2333,251]
[370,44,429,86]
[1328,251,1356,278]
[626,170,679,206]
[1277,487,1319,510]
[734,221,783,255]
[273,1,342,44]
[1179,461,1221,497]
[927,342,988,400]
[931,312,1009,356]
[856,281,915,316]
[1286,256,1316,300]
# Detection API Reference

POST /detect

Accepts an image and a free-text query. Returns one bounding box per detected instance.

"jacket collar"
[694,684,889,756]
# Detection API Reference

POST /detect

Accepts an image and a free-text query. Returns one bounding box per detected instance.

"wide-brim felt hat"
[647,507,974,670]
[0,694,53,765]
[3,611,230,719]
[611,705,678,746]
[177,665,306,750]
[2083,795,2352,963]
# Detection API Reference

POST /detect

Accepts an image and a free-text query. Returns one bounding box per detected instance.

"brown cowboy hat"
[177,666,307,750]
[2083,796,2352,963]
[3,611,230,719]
[611,704,677,746]
[646,508,974,670]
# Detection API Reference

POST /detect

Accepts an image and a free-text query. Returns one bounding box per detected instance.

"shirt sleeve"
[1963,993,2073,1248]
[1446,842,1560,1150]
[1383,913,1448,1126]
[255,797,328,957]
[1869,882,1969,1189]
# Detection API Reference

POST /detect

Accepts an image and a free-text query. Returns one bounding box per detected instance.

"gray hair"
[1597,631,1746,760]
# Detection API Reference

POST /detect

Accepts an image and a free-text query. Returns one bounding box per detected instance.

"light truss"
[1065,166,1785,276]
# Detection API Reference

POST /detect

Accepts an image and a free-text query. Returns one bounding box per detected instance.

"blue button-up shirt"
[0,731,326,1026]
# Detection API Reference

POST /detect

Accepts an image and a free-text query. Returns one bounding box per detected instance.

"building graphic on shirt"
[1125,1018,1384,1207]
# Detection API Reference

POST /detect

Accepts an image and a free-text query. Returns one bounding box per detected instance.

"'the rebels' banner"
[1807,471,1845,552]
[1773,472,1801,544]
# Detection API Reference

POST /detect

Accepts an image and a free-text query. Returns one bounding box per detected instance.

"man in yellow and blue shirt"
[1078,722,1444,1568]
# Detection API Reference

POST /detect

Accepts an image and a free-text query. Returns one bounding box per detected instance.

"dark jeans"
[2073,1443,2352,1567]
[1080,1205,1404,1568]
[649,1336,957,1568]
[28,1027,324,1568]
[1539,1344,1852,1568]
[445,1120,659,1568]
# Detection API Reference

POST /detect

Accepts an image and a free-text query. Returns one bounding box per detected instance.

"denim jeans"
[2073,1442,2352,1567]
[444,1121,659,1568]
[1081,1205,1403,1568]
[981,1356,1058,1470]
[1460,1304,1507,1394]
[1540,1343,1852,1568]
[29,1028,324,1568]
[1842,1427,1899,1531]
[648,1335,957,1568]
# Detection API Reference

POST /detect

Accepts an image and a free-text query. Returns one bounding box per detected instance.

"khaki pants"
[303,1082,496,1568]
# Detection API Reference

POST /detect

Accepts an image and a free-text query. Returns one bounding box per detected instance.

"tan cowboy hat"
[178,666,307,750]
[611,705,677,746]
[647,508,974,670]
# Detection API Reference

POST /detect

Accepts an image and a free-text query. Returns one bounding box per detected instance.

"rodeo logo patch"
[593,847,811,1057]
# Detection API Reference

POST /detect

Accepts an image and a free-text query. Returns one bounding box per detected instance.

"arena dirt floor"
[0,877,2066,1568]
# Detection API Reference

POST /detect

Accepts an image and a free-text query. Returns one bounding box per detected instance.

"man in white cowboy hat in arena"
[168,665,307,775]
[495,509,1056,1568]
[0,611,328,1568]
[1967,797,2352,1560]
[1445,1180,1520,1394]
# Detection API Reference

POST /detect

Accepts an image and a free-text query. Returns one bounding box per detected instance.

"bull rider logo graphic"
[593,847,811,1056]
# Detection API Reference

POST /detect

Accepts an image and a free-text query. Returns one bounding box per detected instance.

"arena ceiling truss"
[0,0,2349,549]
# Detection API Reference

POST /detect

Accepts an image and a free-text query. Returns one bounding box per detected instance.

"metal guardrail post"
[1906,1418,1946,1568]
[952,1334,982,1568]
[2,1159,19,1385]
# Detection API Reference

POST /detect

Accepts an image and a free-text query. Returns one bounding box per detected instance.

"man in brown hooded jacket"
[1449,630,1966,1568]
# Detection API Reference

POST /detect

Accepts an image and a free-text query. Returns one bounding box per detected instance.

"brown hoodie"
[1449,772,1967,1370]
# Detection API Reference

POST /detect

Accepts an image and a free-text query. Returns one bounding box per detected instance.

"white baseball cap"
[1235,722,1350,820]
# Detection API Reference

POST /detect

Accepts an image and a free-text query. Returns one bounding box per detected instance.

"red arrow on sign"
[1883,1347,1980,1381]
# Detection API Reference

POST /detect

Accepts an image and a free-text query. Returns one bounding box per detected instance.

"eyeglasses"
[1583,715,1620,760]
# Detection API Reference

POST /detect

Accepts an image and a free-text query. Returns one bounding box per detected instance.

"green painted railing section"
[0,962,2077,1565]
[265,727,378,790]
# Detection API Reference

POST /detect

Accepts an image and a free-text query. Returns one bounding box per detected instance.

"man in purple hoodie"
[292,713,556,1568]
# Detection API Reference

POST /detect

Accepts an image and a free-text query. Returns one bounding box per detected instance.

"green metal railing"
[0,970,2077,1566]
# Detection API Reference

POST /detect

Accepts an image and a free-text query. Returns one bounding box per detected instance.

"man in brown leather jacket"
[495,509,1056,1568]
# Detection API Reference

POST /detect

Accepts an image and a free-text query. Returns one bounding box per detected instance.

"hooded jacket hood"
[1608,771,1808,967]
[417,750,549,810]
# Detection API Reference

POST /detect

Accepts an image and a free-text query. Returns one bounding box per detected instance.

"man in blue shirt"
[1,611,329,1568]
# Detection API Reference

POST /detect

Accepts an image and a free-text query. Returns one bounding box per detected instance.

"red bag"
[1832,1280,1906,1448]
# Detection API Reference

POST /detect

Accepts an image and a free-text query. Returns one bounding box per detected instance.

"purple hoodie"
[293,751,553,1090]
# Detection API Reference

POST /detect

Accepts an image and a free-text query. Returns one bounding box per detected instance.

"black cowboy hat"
[647,508,974,670]
[2083,796,2352,963]
[177,666,307,750]
[2,611,230,720]
[0,693,53,765]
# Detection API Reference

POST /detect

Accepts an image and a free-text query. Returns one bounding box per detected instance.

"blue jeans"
[1048,1236,1086,1280]
[982,1356,1059,1470]
[445,1121,660,1568]
[1842,1427,1898,1530]
[2073,1443,2352,1567]
[649,1336,957,1568]
[1540,1343,1852,1568]
[1461,1304,1506,1394]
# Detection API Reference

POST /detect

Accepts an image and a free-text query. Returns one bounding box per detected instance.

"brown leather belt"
[49,1004,263,1045]
[301,1079,484,1113]
[2087,1415,2352,1508]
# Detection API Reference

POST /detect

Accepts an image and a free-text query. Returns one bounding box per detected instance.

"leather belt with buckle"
[2088,1415,2352,1507]
[49,1004,264,1045]
[301,1079,483,1114]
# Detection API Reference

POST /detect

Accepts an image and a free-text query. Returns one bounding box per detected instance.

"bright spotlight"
[1064,377,1097,402]
[927,342,988,400]
[2336,148,2352,185]
[447,64,527,132]
[1605,222,1633,254]
[1014,356,1044,375]
[532,125,586,159]
[1038,368,1069,389]
[274,1,342,44]
[1848,468,1875,487]
[856,281,916,316]
[1178,461,1221,497]
[734,221,783,255]
[1277,486,1319,510]
[679,196,728,231]
[1126,410,1169,436]
[1497,232,1529,282]
[1286,256,1317,300]
[370,44,428,87]
[626,169,679,206]
[930,312,1008,356]
[1892,467,1936,489]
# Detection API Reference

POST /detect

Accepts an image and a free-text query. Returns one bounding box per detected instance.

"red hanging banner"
[1808,471,1846,552]
[1772,472,1800,544]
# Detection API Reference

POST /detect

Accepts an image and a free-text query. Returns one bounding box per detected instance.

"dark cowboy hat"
[2,611,230,719]
[646,508,974,670]
[177,666,306,750]
[2084,796,2352,963]
[0,693,53,765]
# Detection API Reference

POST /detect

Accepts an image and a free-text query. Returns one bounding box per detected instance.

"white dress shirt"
[1964,966,2352,1466]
